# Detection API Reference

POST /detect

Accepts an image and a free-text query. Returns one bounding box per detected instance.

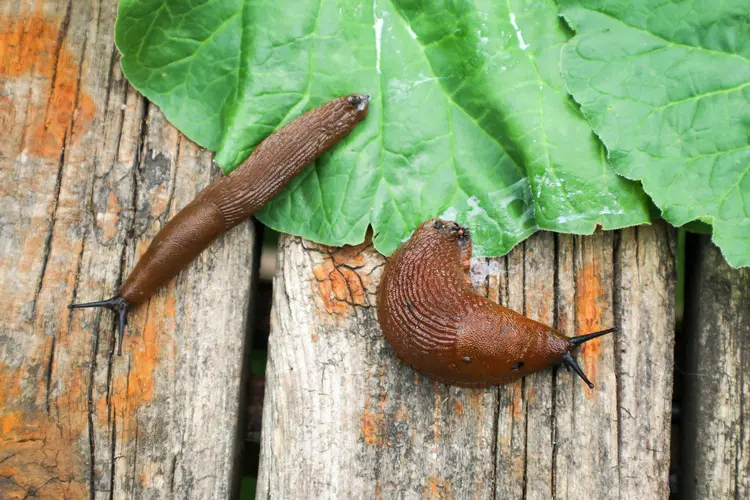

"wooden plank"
[681,236,750,500]
[0,1,255,498]
[614,225,677,497]
[259,224,676,498]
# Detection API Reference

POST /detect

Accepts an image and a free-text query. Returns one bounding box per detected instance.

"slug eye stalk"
[68,296,131,355]
[569,327,617,346]
[563,327,617,388]
[562,352,594,389]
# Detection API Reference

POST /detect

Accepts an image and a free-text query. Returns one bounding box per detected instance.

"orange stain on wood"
[468,388,484,410]
[98,295,175,437]
[576,259,607,396]
[0,11,59,78]
[361,392,389,447]
[0,95,16,134]
[0,357,89,499]
[526,386,536,406]
[162,293,177,321]
[360,409,378,446]
[374,479,382,500]
[312,241,371,316]
[129,295,175,404]
[0,410,89,499]
[466,388,487,427]
[71,88,96,145]
[0,409,22,436]
[432,385,442,442]
[102,191,121,241]
[0,9,95,159]
[0,361,23,406]
[511,381,524,423]
[128,320,159,404]
[453,398,464,417]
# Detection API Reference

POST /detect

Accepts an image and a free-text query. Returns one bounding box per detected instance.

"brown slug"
[376,218,615,388]
[70,94,371,354]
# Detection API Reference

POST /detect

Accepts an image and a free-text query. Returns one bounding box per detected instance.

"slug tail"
[68,296,131,355]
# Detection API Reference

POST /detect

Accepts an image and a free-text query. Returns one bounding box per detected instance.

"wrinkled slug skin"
[120,95,369,304]
[376,219,571,388]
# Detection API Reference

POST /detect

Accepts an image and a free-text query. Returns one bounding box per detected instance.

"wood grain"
[681,236,750,500]
[0,1,255,498]
[259,224,676,499]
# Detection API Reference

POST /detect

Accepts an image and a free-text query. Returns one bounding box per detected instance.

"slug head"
[419,218,471,242]
[346,93,371,120]
[415,218,472,271]
[461,314,616,389]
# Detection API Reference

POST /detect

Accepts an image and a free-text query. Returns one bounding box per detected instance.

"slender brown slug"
[376,218,615,388]
[70,94,371,354]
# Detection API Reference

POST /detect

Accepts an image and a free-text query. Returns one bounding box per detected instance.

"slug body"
[376,219,614,388]
[71,94,370,353]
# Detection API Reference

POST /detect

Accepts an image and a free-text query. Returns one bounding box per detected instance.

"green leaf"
[559,0,750,267]
[116,0,244,150]
[116,0,651,256]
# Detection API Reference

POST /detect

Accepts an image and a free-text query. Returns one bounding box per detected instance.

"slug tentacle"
[570,327,617,346]
[563,327,617,388]
[68,296,131,355]
[70,94,370,354]
[562,352,593,389]
[376,218,616,389]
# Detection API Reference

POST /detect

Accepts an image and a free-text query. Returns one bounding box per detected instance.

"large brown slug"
[70,94,370,354]
[376,218,614,388]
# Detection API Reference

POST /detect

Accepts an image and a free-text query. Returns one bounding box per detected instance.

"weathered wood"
[259,224,676,498]
[0,1,255,498]
[681,236,750,500]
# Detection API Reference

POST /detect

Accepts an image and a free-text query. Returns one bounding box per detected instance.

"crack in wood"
[39,0,73,138]
[522,381,529,500]
[131,419,139,490]
[31,131,67,321]
[169,454,178,494]
[108,406,116,500]
[87,275,103,500]
[162,136,181,223]
[613,230,624,489]
[491,385,500,500]
[736,356,745,500]
[44,335,56,415]
[551,234,560,500]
